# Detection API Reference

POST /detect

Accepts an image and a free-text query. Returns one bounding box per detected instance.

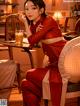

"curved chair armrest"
[60,73,70,106]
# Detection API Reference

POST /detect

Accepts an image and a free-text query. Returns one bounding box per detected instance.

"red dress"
[21,16,66,106]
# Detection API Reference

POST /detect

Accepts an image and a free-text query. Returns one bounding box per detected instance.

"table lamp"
[53,11,63,24]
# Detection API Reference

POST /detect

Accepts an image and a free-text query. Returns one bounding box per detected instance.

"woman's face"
[25,1,42,23]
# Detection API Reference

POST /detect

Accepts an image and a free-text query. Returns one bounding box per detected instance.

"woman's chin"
[28,17,33,21]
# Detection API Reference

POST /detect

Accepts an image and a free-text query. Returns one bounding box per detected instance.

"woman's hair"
[24,0,46,17]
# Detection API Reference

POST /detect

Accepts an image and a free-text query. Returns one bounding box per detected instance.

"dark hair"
[24,0,46,17]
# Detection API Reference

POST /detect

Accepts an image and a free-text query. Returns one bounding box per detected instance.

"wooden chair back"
[5,14,26,40]
[64,16,80,32]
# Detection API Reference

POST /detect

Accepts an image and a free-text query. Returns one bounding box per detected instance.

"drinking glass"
[15,30,23,45]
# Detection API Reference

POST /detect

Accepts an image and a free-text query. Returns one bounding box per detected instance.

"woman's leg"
[21,80,42,106]
[21,68,48,106]
[23,91,41,106]
[49,69,62,106]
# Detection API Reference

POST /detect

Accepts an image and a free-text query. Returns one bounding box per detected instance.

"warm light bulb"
[53,11,63,20]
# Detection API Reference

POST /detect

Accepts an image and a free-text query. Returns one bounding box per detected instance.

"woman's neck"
[33,16,41,25]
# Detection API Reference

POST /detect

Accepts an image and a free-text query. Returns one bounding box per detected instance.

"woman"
[21,0,66,106]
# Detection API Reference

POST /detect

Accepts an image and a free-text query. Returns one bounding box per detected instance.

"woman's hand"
[36,23,44,32]
[18,12,32,37]
[18,11,26,22]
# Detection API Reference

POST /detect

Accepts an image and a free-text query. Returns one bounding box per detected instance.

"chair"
[0,60,17,99]
[5,14,26,40]
[42,36,80,106]
[0,49,21,93]
[63,16,80,40]
[59,36,80,106]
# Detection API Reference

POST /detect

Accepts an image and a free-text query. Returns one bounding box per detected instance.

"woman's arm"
[28,16,61,46]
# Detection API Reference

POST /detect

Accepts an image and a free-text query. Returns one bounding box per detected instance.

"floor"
[9,88,45,106]
[8,88,22,106]
[8,88,78,106]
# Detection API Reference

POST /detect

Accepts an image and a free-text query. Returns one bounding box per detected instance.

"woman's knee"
[23,91,41,106]
[21,79,42,97]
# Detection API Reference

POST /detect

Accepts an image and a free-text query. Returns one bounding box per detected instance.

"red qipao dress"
[21,16,66,106]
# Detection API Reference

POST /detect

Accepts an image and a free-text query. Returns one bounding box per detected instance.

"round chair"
[59,37,80,106]
[42,36,80,106]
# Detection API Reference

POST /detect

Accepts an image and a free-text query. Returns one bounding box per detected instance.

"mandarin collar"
[30,16,45,34]
[31,16,45,27]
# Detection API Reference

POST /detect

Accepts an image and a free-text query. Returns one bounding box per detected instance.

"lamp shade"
[53,11,63,20]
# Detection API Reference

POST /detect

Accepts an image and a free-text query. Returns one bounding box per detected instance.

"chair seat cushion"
[64,34,75,40]
[67,81,80,92]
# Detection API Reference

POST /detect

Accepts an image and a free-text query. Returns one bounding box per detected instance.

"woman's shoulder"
[43,15,57,25]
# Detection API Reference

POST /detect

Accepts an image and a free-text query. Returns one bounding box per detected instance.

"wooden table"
[0,40,34,68]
